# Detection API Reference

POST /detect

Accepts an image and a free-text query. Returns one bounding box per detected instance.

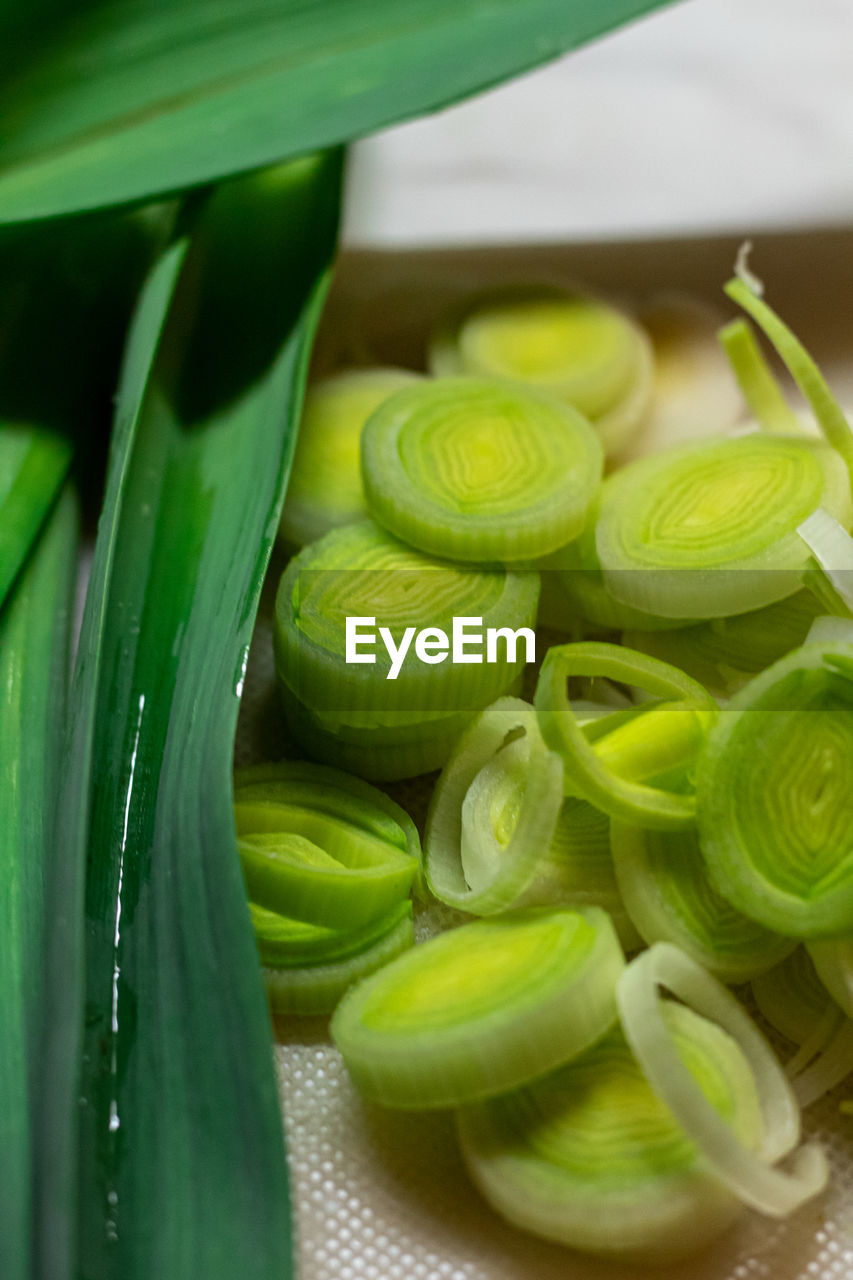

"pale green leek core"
[617,943,828,1216]
[457,1007,762,1264]
[234,760,421,930]
[534,641,717,828]
[360,377,603,562]
[594,431,852,619]
[427,284,654,455]
[279,367,420,548]
[331,905,624,1109]
[697,640,853,938]
[610,822,793,983]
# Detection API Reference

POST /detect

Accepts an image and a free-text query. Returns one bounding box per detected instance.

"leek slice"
[787,1018,853,1109]
[0,487,76,1280]
[595,432,852,619]
[360,376,603,562]
[457,1008,761,1264]
[424,698,564,914]
[752,949,837,1046]
[799,507,853,615]
[331,905,624,1108]
[624,590,822,696]
[280,367,420,548]
[611,822,793,983]
[617,943,828,1216]
[256,901,414,1016]
[534,642,717,828]
[274,519,539,718]
[697,640,853,938]
[427,285,654,455]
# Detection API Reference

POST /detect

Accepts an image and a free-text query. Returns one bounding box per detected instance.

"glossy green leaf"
[0,0,675,223]
[0,485,77,1280]
[36,151,342,1280]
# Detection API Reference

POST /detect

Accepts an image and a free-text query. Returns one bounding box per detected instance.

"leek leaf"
[0,486,77,1280]
[0,0,675,223]
[39,151,342,1280]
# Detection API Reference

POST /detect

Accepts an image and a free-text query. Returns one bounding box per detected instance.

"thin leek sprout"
[798,507,853,616]
[253,901,415,1017]
[427,284,654,455]
[808,938,853,1021]
[752,949,837,1047]
[457,1009,762,1264]
[280,367,420,548]
[274,521,539,720]
[697,640,853,938]
[618,292,745,462]
[360,377,603,562]
[424,698,563,913]
[331,905,624,1109]
[233,760,421,929]
[610,822,793,983]
[718,319,802,435]
[594,431,852,619]
[617,943,829,1216]
[534,642,717,828]
[724,276,853,484]
[624,590,822,697]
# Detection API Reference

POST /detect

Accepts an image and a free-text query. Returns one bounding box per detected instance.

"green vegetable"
[0,428,71,610]
[697,639,853,938]
[0,0,674,224]
[535,641,717,827]
[331,905,624,1108]
[360,377,603,562]
[718,317,802,435]
[45,154,341,1280]
[254,901,415,1017]
[457,1008,761,1264]
[428,284,654,455]
[617,943,828,1216]
[0,487,76,1280]
[610,822,793,982]
[594,432,851,619]
[280,367,420,548]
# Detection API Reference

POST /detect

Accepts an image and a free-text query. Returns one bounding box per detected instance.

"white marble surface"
[343,0,853,245]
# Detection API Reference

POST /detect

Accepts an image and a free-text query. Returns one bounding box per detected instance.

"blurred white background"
[344,0,853,245]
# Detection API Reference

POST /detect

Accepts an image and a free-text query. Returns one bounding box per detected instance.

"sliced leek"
[424,698,564,914]
[428,284,654,455]
[718,318,802,435]
[234,760,421,928]
[360,377,603,562]
[697,640,853,938]
[808,938,853,1021]
[256,901,414,1017]
[331,905,624,1109]
[624,590,822,696]
[534,642,717,827]
[611,822,793,983]
[799,507,853,616]
[752,949,837,1046]
[617,943,828,1216]
[280,367,419,548]
[457,1008,761,1264]
[595,431,852,619]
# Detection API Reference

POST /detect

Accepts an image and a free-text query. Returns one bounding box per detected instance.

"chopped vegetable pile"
[245,269,853,1265]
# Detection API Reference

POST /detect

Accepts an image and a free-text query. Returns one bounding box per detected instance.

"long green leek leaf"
[0,486,76,1280]
[37,151,342,1280]
[0,0,674,224]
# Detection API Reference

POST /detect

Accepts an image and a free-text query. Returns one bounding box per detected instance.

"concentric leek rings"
[360,377,603,562]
